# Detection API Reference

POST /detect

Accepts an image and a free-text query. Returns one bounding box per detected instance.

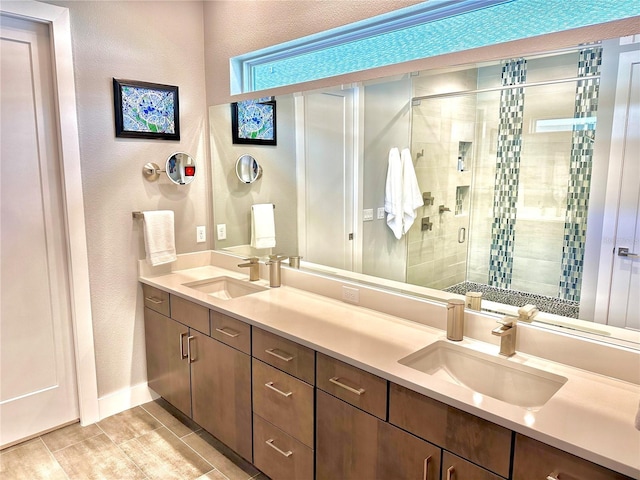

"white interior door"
[1,14,79,447]
[606,53,640,330]
[299,90,355,270]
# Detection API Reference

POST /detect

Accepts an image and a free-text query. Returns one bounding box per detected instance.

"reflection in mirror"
[236,154,262,184]
[166,152,196,185]
[211,36,640,347]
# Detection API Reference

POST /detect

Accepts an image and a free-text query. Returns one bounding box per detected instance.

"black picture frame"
[113,78,180,140]
[231,98,277,145]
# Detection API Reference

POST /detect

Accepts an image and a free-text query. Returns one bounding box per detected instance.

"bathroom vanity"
[139,252,639,480]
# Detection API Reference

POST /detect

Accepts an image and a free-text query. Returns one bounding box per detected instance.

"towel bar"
[132,211,144,219]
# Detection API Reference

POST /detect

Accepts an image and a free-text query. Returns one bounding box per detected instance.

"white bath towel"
[401,148,424,234]
[251,203,276,249]
[142,210,177,266]
[384,147,404,239]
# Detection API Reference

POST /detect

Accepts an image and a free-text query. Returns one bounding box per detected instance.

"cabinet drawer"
[442,451,505,480]
[316,352,387,420]
[252,327,315,384]
[252,359,314,447]
[142,284,170,317]
[170,295,209,335]
[253,414,313,480]
[389,383,512,478]
[513,433,632,480]
[210,310,250,354]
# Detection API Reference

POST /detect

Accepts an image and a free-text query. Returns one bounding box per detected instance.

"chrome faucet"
[266,255,288,287]
[237,257,260,281]
[492,317,517,357]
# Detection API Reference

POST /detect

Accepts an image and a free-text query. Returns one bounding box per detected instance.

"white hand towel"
[401,148,424,234]
[142,210,177,266]
[251,203,276,249]
[384,147,403,239]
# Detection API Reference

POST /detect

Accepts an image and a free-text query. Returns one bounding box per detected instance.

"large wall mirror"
[211,33,640,349]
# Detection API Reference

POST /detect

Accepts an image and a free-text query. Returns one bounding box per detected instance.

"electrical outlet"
[196,226,206,243]
[363,209,374,222]
[342,286,359,304]
[216,224,227,241]
[377,207,385,220]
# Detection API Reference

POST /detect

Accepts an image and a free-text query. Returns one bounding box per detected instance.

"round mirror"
[235,154,262,184]
[166,152,197,185]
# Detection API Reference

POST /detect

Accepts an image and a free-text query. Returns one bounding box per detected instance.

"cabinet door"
[441,451,505,480]
[513,434,633,480]
[191,333,252,461]
[317,390,440,480]
[144,307,191,416]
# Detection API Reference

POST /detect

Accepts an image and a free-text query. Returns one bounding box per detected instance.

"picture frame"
[231,97,277,145]
[113,78,180,140]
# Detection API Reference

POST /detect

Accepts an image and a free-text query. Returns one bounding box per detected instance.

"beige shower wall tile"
[0,438,67,480]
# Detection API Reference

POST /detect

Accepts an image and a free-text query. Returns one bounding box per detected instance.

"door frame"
[1,1,99,425]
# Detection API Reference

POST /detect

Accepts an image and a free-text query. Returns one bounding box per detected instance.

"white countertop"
[140,262,640,478]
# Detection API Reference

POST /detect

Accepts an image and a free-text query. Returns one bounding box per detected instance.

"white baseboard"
[97,382,159,421]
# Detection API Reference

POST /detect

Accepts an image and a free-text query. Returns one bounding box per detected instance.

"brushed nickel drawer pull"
[329,376,365,395]
[179,332,188,359]
[265,439,293,457]
[145,296,164,304]
[546,473,560,480]
[446,466,455,480]
[265,348,294,362]
[423,455,431,480]
[215,327,240,338]
[265,381,293,397]
[187,335,195,363]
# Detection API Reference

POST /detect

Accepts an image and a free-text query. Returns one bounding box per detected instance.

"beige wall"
[46,1,209,399]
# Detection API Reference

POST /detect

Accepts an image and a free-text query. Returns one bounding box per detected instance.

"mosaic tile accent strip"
[444,281,580,318]
[488,59,527,289]
[558,46,602,302]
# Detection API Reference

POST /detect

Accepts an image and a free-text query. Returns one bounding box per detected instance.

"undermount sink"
[399,341,567,408]
[183,277,267,300]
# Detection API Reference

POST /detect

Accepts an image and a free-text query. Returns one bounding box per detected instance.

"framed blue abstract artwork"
[231,97,276,145]
[113,78,180,140]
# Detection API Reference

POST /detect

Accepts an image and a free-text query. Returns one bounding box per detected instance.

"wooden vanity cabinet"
[144,307,192,417]
[191,331,252,461]
[389,383,512,479]
[441,451,504,480]
[316,389,441,480]
[512,433,633,480]
[251,329,315,480]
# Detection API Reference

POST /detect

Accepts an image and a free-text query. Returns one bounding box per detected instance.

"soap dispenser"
[446,299,465,341]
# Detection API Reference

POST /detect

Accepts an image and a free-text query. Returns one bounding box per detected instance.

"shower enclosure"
[408,48,602,317]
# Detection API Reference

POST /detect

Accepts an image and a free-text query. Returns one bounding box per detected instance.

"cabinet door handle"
[422,455,432,480]
[446,466,455,480]
[179,332,188,359]
[546,472,560,480]
[187,335,195,363]
[145,296,164,304]
[329,376,366,395]
[265,438,293,457]
[265,348,294,362]
[215,327,240,338]
[265,381,293,397]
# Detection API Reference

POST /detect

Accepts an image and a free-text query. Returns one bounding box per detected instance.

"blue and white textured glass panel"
[236,97,274,140]
[237,0,639,93]
[558,46,602,302]
[122,86,175,134]
[488,59,527,289]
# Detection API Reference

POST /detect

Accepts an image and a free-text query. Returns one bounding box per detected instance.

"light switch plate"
[377,207,385,220]
[363,209,374,222]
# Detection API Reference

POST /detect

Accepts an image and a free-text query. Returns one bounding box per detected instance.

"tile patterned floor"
[0,398,268,480]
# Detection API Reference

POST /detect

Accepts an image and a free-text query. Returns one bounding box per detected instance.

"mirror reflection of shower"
[409,48,602,318]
